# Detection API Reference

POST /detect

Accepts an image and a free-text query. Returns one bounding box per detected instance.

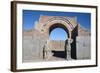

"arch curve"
[49,23,69,38]
[35,16,77,39]
[44,19,73,38]
[44,17,75,32]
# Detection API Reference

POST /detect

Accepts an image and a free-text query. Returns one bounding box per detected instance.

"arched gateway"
[23,15,90,62]
[34,16,77,60]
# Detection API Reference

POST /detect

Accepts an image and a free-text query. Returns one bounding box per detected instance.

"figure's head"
[68,38,73,43]
[45,39,50,44]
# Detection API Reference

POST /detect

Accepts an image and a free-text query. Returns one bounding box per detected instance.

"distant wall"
[49,40,65,51]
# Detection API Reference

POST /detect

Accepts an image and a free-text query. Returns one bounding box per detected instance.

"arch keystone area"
[35,16,77,38]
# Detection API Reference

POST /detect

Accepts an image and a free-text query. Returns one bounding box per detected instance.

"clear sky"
[23,10,91,40]
[49,28,68,40]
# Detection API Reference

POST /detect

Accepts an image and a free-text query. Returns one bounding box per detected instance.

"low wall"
[49,40,65,51]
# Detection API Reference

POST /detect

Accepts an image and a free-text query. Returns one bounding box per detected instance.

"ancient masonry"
[23,15,91,62]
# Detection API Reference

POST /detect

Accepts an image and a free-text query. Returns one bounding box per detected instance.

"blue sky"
[23,10,91,40]
[49,28,68,40]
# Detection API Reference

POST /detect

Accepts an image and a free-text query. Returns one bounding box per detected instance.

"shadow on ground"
[52,50,66,59]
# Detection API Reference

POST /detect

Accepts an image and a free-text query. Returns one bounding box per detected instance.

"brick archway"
[35,16,78,60]
[35,16,77,39]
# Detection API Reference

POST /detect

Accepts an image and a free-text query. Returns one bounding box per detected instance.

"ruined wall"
[76,36,91,59]
[74,24,91,59]
[78,24,91,36]
[23,29,46,62]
